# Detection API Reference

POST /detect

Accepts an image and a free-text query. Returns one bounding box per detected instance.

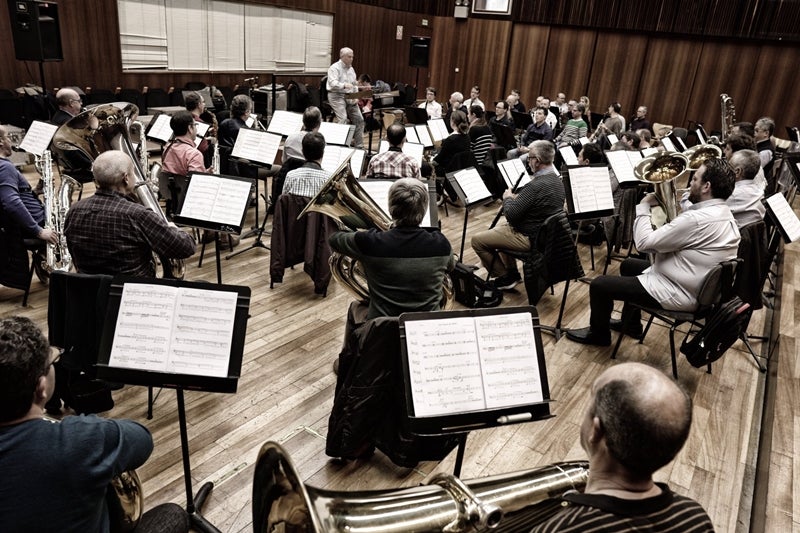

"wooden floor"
[1,159,795,533]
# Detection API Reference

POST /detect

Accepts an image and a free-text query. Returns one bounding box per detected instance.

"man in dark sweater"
[470,140,565,290]
[329,178,453,319]
[531,362,714,532]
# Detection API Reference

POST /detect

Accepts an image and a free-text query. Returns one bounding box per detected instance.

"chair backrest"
[145,88,170,109]
[696,258,741,308]
[471,134,493,165]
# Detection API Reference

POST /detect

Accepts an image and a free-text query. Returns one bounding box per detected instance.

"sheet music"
[641,147,659,157]
[453,167,492,204]
[661,136,677,152]
[696,128,707,144]
[320,146,366,179]
[766,193,800,243]
[579,137,590,146]
[568,166,614,214]
[267,110,303,136]
[428,118,449,143]
[245,116,256,128]
[147,114,173,144]
[378,140,424,166]
[608,133,619,145]
[414,125,434,148]
[109,283,237,378]
[606,150,642,185]
[404,312,542,416]
[675,136,688,151]
[194,121,210,138]
[231,128,281,166]
[404,126,420,144]
[497,158,530,190]
[19,121,58,156]
[319,122,354,146]
[559,146,579,166]
[360,179,433,227]
[179,173,252,227]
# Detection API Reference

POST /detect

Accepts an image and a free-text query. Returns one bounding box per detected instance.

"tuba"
[38,150,79,273]
[720,93,735,143]
[299,156,452,308]
[252,441,589,532]
[682,143,722,172]
[634,152,690,223]
[52,102,185,279]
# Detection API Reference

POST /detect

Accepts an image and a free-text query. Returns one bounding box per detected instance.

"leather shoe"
[565,327,611,346]
[609,319,643,340]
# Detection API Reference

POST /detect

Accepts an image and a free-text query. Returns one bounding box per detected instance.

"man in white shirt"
[418,87,442,119]
[326,47,364,149]
[463,85,485,111]
[567,157,741,346]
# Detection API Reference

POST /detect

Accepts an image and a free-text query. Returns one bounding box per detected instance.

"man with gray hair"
[326,47,365,149]
[64,151,196,277]
[51,87,82,126]
[754,116,775,182]
[470,140,565,290]
[444,91,464,132]
[329,178,453,318]
[530,362,714,532]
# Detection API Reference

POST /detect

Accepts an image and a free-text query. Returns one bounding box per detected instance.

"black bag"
[451,262,503,308]
[680,297,751,367]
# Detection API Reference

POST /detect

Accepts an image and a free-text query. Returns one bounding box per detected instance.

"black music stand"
[490,123,516,149]
[97,277,250,533]
[225,158,272,259]
[445,168,494,260]
[511,110,532,131]
[404,106,429,125]
[398,306,553,477]
[173,172,252,284]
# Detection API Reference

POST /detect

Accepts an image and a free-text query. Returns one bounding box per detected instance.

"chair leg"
[740,333,767,373]
[639,314,655,344]
[610,329,625,359]
[553,279,571,339]
[668,325,679,379]
[22,253,36,307]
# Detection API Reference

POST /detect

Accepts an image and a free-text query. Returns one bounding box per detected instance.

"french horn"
[252,441,589,533]
[299,155,453,308]
[52,102,185,279]
[634,152,690,223]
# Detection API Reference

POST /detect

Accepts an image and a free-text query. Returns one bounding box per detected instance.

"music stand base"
[189,481,221,533]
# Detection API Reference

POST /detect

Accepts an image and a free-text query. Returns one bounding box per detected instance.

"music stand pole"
[453,433,468,477]
[176,388,221,533]
[459,207,470,261]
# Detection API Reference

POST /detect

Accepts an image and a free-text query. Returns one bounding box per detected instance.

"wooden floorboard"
[1,161,792,532]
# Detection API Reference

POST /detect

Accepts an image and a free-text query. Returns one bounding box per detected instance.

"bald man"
[531,362,714,532]
[51,88,83,126]
[64,151,195,277]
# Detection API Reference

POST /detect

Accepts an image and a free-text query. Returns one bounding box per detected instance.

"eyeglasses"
[69,99,82,104]
[46,352,61,371]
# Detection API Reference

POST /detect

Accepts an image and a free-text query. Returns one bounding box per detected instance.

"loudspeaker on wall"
[409,36,431,68]
[8,0,64,61]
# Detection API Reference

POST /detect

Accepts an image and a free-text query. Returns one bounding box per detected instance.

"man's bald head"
[92,151,134,192]
[586,363,692,478]
[56,88,82,115]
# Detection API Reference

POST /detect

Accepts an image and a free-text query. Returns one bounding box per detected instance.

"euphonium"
[252,441,589,533]
[43,415,143,531]
[634,152,690,223]
[38,150,79,273]
[720,93,735,143]
[298,155,453,308]
[682,144,722,171]
[52,102,185,279]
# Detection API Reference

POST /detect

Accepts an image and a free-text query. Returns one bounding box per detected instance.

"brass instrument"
[634,153,690,223]
[212,139,220,174]
[252,441,589,532]
[43,415,143,531]
[38,150,79,273]
[299,156,453,308]
[52,102,185,279]
[129,120,158,195]
[720,93,735,143]
[682,144,722,171]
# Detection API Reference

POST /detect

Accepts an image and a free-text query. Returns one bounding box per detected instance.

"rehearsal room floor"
[1,150,796,533]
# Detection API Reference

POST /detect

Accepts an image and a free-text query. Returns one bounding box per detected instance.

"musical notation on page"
[231,128,281,166]
[147,114,173,144]
[427,118,449,143]
[567,166,614,214]
[452,167,492,205]
[766,193,800,243]
[559,146,579,166]
[319,122,355,146]
[320,146,366,179]
[606,150,643,185]
[109,284,238,378]
[180,173,252,227]
[267,110,304,136]
[497,158,530,190]
[19,121,58,156]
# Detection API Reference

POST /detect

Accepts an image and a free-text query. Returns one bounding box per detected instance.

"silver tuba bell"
[52,102,185,279]
[634,152,690,223]
[682,143,722,172]
[252,441,589,533]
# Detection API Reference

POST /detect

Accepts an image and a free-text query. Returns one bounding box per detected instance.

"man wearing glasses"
[51,88,83,126]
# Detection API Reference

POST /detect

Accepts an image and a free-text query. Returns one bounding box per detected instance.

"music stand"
[97,277,251,533]
[173,172,252,284]
[399,306,552,476]
[404,106,429,125]
[563,164,615,277]
[511,110,532,131]
[445,167,494,260]
[490,123,516,149]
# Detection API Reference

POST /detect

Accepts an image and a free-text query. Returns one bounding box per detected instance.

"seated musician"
[329,178,454,319]
[364,123,421,180]
[282,106,322,164]
[753,117,775,183]
[418,87,442,119]
[0,316,190,533]
[160,111,208,212]
[508,89,526,113]
[282,133,331,198]
[64,151,196,277]
[443,91,464,133]
[470,140,565,291]
[723,132,766,190]
[217,94,257,177]
[184,91,217,168]
[49,88,94,186]
[530,362,714,532]
[488,100,514,130]
[554,103,588,148]
[509,108,553,161]
[51,88,83,126]
[629,105,651,133]
[566,157,740,346]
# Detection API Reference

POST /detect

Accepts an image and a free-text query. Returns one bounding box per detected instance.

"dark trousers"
[589,258,662,334]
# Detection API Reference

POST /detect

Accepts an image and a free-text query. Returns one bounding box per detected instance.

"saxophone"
[211,139,220,174]
[39,150,79,272]
[720,93,735,143]
[130,120,157,195]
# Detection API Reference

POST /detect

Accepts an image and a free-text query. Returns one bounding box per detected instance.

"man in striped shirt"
[531,362,714,532]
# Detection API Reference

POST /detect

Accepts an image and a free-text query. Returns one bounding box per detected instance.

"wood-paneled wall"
[0,0,798,134]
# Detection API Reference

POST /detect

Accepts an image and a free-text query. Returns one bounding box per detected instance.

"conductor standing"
[326,47,365,149]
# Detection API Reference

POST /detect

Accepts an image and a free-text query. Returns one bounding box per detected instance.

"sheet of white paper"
[579,137,590,146]
[559,146,579,166]
[267,110,303,136]
[180,173,252,226]
[497,158,530,190]
[766,193,800,243]
[608,133,619,145]
[231,128,281,165]
[606,150,639,185]
[147,114,173,143]
[194,121,210,138]
[19,121,58,156]
[568,166,614,213]
[359,179,432,227]
[378,140,424,166]
[641,147,659,157]
[428,119,449,143]
[404,126,420,144]
[319,122,353,146]
[661,137,677,152]
[415,125,434,148]
[453,167,492,204]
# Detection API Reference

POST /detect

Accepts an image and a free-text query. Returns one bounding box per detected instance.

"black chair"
[84,88,116,105]
[185,81,207,91]
[0,93,24,128]
[733,221,769,372]
[169,89,184,107]
[0,217,46,307]
[610,258,740,379]
[118,88,143,109]
[144,87,170,111]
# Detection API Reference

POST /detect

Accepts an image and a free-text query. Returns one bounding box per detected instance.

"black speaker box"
[409,36,430,68]
[8,0,64,61]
